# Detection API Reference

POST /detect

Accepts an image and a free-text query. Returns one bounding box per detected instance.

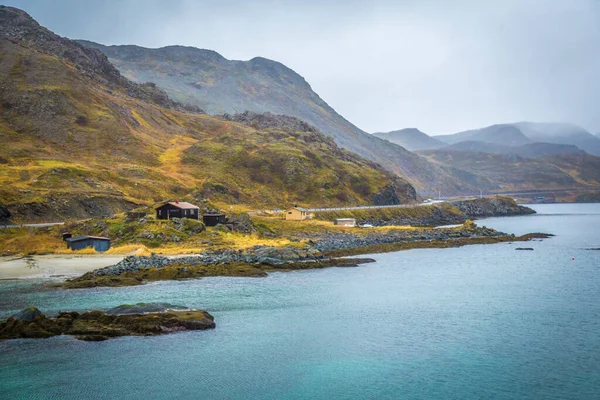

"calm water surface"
[1,204,599,399]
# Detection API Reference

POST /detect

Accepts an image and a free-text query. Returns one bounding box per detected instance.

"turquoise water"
[1,204,599,399]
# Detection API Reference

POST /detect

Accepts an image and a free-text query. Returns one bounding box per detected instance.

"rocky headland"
[0,304,215,341]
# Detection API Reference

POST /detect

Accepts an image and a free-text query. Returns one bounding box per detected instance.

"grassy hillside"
[77,41,498,197]
[0,6,416,222]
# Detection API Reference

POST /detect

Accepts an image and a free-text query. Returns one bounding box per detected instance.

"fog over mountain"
[437,122,600,156]
[3,0,600,134]
[373,129,445,151]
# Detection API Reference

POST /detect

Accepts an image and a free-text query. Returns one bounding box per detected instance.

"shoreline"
[0,253,202,280]
[59,232,551,289]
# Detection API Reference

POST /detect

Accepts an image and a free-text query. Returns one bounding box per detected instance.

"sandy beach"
[0,255,126,280]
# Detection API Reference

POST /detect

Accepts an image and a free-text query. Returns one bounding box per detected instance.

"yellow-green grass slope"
[0,24,414,222]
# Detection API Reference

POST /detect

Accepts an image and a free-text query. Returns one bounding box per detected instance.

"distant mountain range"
[76,40,494,197]
[372,128,445,151]
[375,122,600,194]
[376,122,600,157]
[419,150,600,191]
[441,141,586,158]
[437,124,531,147]
[437,122,600,156]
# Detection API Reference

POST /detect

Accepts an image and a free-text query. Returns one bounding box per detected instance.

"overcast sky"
[5,0,600,134]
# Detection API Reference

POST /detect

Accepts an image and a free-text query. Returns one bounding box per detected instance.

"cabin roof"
[66,236,110,243]
[290,207,307,212]
[157,201,199,210]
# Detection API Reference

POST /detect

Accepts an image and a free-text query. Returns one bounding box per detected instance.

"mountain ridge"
[0,6,417,221]
[76,40,496,196]
[436,122,600,156]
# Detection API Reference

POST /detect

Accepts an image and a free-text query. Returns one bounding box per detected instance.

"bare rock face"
[372,178,417,206]
[453,197,535,218]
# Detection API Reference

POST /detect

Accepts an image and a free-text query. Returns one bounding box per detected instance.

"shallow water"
[1,204,599,399]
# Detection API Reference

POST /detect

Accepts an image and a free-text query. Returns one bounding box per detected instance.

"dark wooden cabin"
[65,236,111,252]
[203,213,227,227]
[156,201,199,220]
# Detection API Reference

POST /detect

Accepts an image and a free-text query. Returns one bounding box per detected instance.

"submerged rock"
[515,247,534,251]
[106,303,188,315]
[0,305,215,341]
[11,306,43,321]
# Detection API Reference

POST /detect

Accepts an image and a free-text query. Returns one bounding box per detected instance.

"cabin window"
[159,210,162,216]
[288,212,292,214]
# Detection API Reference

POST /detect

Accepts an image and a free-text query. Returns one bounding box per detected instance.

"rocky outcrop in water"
[0,305,215,341]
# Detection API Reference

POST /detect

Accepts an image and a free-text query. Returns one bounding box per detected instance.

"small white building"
[334,218,356,227]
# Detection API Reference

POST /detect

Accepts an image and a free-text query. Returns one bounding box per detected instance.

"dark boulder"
[11,306,43,321]
[0,203,10,220]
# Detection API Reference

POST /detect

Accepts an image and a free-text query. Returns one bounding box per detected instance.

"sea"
[0,203,599,399]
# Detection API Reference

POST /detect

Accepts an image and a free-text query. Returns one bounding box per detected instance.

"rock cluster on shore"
[312,224,502,252]
[0,305,215,341]
[90,246,322,277]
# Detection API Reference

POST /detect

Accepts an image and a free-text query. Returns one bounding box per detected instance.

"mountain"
[419,149,600,192]
[513,122,600,156]
[372,128,445,151]
[442,141,586,158]
[0,6,417,221]
[77,40,493,196]
[436,124,531,146]
[438,122,600,156]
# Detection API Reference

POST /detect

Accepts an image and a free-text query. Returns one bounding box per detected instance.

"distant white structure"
[333,218,356,227]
